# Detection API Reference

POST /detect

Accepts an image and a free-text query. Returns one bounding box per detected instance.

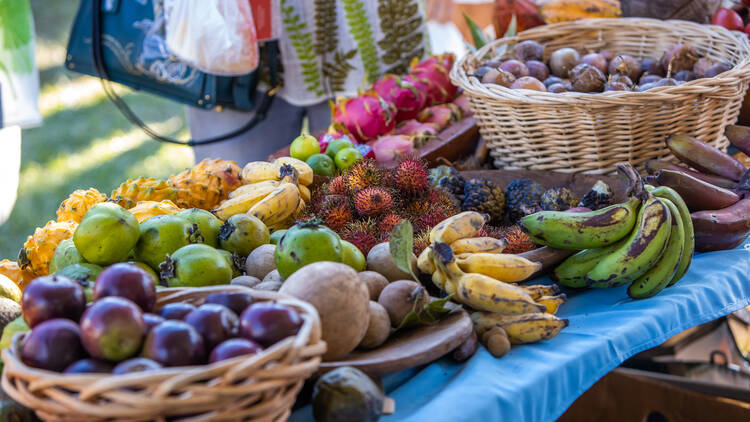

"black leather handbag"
[65,0,279,145]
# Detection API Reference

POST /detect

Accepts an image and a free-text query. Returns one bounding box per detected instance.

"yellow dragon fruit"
[128,200,182,223]
[168,159,242,209]
[56,188,107,223]
[110,178,178,209]
[18,220,78,276]
[0,259,36,291]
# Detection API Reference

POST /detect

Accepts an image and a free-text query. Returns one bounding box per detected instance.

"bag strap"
[90,0,279,146]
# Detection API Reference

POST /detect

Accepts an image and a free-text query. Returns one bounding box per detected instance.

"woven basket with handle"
[451,18,750,174]
[1,286,325,422]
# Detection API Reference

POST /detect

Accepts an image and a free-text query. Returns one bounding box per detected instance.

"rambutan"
[379,214,404,236]
[394,158,429,195]
[416,207,452,232]
[413,230,431,255]
[345,159,384,192]
[327,176,348,195]
[341,220,379,255]
[317,195,354,230]
[426,189,461,213]
[354,187,393,217]
[501,225,537,254]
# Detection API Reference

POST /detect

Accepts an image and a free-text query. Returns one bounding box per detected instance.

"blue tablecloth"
[291,241,750,422]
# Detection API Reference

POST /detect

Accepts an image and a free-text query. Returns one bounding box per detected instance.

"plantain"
[450,237,507,255]
[228,180,280,199]
[429,211,486,244]
[241,161,282,184]
[298,184,311,203]
[471,311,568,344]
[212,184,278,220]
[248,182,301,227]
[536,294,567,314]
[666,134,746,182]
[456,253,542,283]
[417,246,436,274]
[520,196,640,250]
[654,169,740,212]
[627,198,684,299]
[429,246,457,295]
[551,240,625,288]
[647,185,694,285]
[273,156,314,186]
[586,194,672,288]
[520,284,561,300]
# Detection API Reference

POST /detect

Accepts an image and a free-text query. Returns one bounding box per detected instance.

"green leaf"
[393,295,457,332]
[504,14,517,38]
[389,220,418,281]
[463,12,487,49]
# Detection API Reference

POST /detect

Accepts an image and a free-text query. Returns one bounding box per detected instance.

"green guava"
[73,203,139,265]
[177,208,223,247]
[218,214,270,256]
[218,249,243,278]
[56,263,103,302]
[270,229,287,245]
[340,240,366,272]
[49,238,86,273]
[275,221,343,279]
[134,214,196,271]
[160,244,232,287]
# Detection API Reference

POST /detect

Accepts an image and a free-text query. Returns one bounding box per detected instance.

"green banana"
[646,185,694,286]
[586,195,672,288]
[519,197,641,250]
[627,198,684,299]
[551,240,625,288]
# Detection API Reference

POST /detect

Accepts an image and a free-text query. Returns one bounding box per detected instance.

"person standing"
[188,0,430,163]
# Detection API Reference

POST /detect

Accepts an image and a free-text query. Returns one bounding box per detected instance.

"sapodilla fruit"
[331,91,396,144]
[354,188,394,217]
[372,74,426,122]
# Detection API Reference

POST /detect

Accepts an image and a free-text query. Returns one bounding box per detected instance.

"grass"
[0,0,194,258]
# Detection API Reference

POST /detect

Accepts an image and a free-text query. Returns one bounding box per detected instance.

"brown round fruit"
[661,44,699,74]
[93,263,156,312]
[514,40,544,62]
[209,338,262,363]
[473,66,495,80]
[244,244,276,280]
[549,48,580,78]
[543,76,564,87]
[359,301,391,349]
[609,74,633,88]
[641,58,664,76]
[547,83,569,93]
[525,60,549,82]
[511,76,547,92]
[377,280,428,327]
[21,275,86,327]
[21,318,85,371]
[499,60,529,79]
[280,262,369,360]
[609,55,642,83]
[366,243,416,282]
[569,63,606,93]
[142,320,206,366]
[581,53,607,74]
[79,297,145,362]
[185,303,239,350]
[359,271,389,301]
[692,57,715,78]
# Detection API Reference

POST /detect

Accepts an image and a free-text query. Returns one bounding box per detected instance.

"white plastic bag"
[164,0,259,76]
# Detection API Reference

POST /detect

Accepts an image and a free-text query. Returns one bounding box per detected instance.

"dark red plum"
[21,318,85,371]
[143,313,165,334]
[184,304,239,350]
[158,302,196,320]
[94,263,156,312]
[80,297,145,362]
[21,275,86,327]
[239,302,302,347]
[204,292,254,315]
[209,338,262,363]
[112,357,163,375]
[142,320,205,366]
[64,358,113,374]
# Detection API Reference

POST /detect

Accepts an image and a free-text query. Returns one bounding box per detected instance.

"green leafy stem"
[282,0,324,96]
[342,0,380,83]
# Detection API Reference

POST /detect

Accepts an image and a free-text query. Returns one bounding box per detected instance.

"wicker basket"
[1,286,325,422]
[451,18,750,174]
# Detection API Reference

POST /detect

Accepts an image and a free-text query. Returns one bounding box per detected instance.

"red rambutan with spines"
[379,214,404,235]
[501,225,537,254]
[327,176,348,195]
[394,158,429,196]
[342,220,379,255]
[413,230,431,255]
[354,187,394,217]
[416,207,452,232]
[316,195,353,230]
[345,159,385,192]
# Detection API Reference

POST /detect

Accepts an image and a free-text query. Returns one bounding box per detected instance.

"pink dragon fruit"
[395,119,439,148]
[411,53,455,74]
[452,94,473,117]
[372,74,426,122]
[331,91,397,144]
[417,104,462,131]
[408,54,458,105]
[370,135,415,163]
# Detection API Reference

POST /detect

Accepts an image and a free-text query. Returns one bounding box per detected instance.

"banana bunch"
[521,163,695,299]
[212,157,312,228]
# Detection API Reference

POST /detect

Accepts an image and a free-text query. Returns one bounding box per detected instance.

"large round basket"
[451,18,750,174]
[1,286,325,422]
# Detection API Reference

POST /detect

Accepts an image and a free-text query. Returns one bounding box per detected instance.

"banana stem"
[617,162,647,200]
[300,116,310,136]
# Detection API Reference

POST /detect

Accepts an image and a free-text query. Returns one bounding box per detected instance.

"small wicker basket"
[451,18,750,174]
[1,286,325,422]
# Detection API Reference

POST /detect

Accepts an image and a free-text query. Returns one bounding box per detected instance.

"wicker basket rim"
[2,286,323,386]
[452,17,750,104]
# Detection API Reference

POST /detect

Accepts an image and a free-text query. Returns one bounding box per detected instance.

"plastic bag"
[0,0,41,128]
[164,0,259,76]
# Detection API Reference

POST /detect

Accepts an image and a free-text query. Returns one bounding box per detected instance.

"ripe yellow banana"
[450,237,507,255]
[241,161,282,184]
[228,180,280,199]
[428,247,457,295]
[429,211,486,244]
[273,156,313,186]
[472,311,568,344]
[248,182,300,227]
[456,253,542,283]
[520,284,561,300]
[417,247,436,274]
[536,294,567,314]
[213,183,278,220]
[298,184,311,204]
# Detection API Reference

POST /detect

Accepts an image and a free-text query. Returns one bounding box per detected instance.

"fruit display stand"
[287,237,750,421]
